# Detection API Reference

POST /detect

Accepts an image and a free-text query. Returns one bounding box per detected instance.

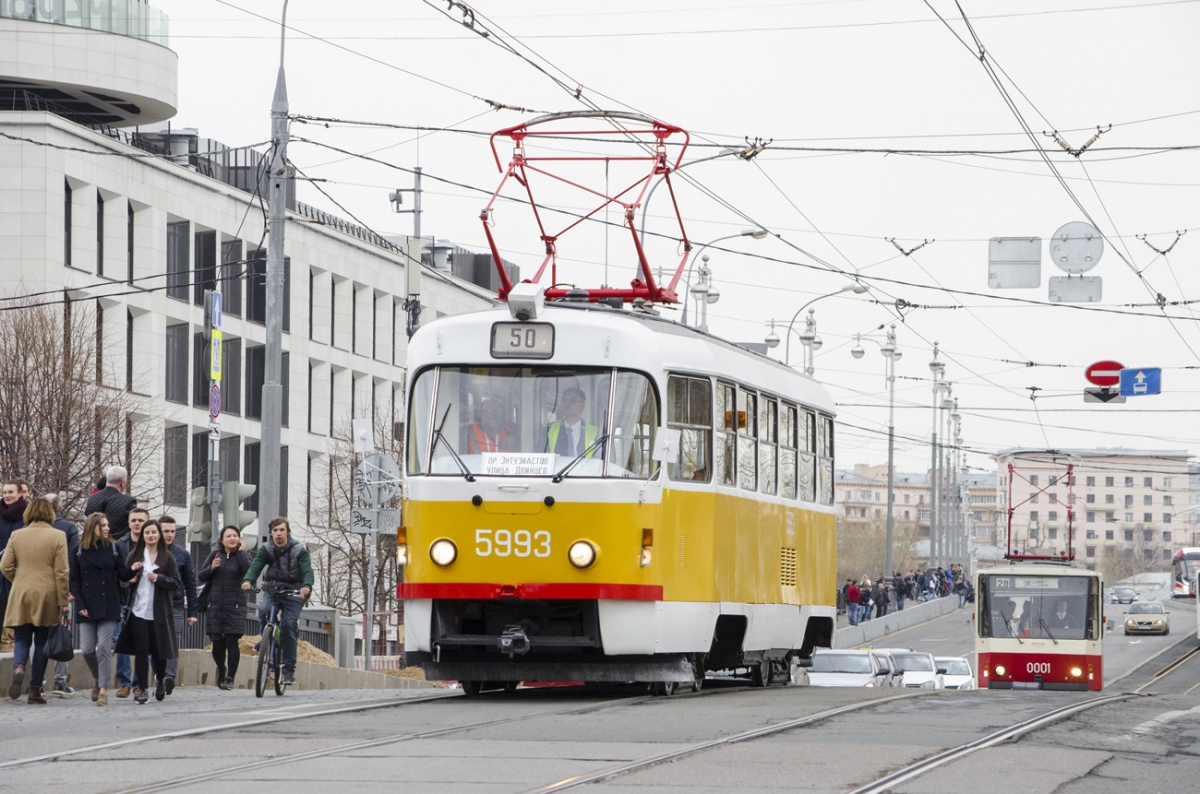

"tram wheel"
[650,681,677,697]
[460,680,483,696]
[751,659,771,688]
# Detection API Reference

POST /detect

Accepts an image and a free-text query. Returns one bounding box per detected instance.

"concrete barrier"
[833,596,963,648]
[0,648,441,694]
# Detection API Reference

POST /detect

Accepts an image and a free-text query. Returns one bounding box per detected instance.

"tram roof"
[408,301,836,413]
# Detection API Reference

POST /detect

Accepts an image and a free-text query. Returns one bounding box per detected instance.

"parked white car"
[935,656,975,690]
[874,648,945,689]
[805,649,891,688]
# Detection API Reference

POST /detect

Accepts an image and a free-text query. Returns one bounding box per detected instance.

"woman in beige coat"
[1,498,69,704]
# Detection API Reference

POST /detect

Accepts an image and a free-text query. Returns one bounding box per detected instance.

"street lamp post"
[928,344,946,567]
[851,324,902,580]
[681,229,767,328]
[782,283,870,370]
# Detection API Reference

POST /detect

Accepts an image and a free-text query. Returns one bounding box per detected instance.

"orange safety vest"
[468,423,512,453]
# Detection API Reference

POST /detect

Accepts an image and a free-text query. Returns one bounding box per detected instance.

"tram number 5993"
[475,528,551,558]
[1027,662,1052,675]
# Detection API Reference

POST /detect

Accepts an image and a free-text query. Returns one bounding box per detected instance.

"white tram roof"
[979,561,1099,579]
[408,301,836,414]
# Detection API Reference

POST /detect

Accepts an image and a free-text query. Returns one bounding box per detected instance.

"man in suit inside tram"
[1047,598,1075,630]
[544,387,600,458]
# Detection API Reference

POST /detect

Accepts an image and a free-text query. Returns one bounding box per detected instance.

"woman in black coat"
[114,520,179,704]
[69,513,129,707]
[198,525,252,690]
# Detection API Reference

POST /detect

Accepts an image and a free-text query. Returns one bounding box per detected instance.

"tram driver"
[467,398,516,454]
[1047,598,1075,630]
[544,387,601,457]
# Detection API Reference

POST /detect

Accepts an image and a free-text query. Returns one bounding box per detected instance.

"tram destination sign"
[481,452,554,477]
[491,322,554,359]
[992,576,1063,590]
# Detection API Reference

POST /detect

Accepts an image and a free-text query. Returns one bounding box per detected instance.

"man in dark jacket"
[159,515,197,693]
[84,465,137,542]
[46,493,80,694]
[112,508,147,698]
[242,517,314,686]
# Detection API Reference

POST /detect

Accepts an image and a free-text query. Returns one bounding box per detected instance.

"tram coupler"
[499,625,531,657]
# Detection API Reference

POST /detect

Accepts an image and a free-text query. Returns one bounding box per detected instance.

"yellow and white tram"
[398,291,839,694]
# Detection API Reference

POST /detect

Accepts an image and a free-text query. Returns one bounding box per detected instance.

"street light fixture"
[781,283,870,370]
[929,343,946,567]
[681,229,768,328]
[851,325,902,581]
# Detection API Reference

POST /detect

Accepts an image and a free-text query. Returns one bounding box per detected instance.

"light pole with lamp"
[928,344,946,568]
[681,229,768,328]
[781,283,871,371]
[851,324,902,582]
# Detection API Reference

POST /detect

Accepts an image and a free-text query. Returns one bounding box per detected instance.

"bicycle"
[254,586,303,698]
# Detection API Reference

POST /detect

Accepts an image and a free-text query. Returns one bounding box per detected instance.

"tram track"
[1129,642,1200,695]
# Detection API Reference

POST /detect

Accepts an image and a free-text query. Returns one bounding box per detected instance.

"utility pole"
[260,1,289,525]
[390,168,424,338]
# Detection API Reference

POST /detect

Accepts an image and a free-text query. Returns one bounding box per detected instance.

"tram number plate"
[491,322,554,359]
[1027,662,1052,674]
[475,528,551,558]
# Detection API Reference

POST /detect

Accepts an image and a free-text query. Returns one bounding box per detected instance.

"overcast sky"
[154,0,1200,477]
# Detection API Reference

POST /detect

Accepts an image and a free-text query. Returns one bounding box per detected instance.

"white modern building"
[0,2,499,541]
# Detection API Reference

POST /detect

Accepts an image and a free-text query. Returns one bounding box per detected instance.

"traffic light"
[187,487,213,543]
[222,481,257,549]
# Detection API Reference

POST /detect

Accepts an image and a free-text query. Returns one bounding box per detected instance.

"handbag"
[196,582,210,613]
[45,618,74,662]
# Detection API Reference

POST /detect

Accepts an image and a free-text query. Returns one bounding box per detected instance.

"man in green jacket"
[242,517,313,685]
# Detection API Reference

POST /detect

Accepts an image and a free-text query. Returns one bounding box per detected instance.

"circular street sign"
[209,384,221,418]
[355,453,401,505]
[1050,221,1104,274]
[1085,360,1124,387]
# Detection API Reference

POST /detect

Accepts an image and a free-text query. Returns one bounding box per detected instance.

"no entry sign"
[1085,360,1124,387]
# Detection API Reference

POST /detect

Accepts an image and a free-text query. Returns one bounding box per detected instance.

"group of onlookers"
[841,564,974,626]
[0,465,267,705]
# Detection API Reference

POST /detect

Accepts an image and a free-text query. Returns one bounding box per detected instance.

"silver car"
[935,656,975,690]
[805,650,891,688]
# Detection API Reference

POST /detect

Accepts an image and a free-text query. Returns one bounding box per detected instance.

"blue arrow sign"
[1119,367,1161,397]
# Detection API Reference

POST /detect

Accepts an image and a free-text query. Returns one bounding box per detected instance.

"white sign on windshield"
[481,452,555,476]
[1014,577,1060,589]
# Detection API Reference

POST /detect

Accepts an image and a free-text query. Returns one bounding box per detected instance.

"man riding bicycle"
[241,517,313,686]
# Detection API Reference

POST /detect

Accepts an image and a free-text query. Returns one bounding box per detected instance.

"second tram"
[1172,547,1200,598]
[975,563,1104,690]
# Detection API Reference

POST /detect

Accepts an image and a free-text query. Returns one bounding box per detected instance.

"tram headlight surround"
[430,538,458,567]
[1070,666,1083,678]
[994,664,1006,677]
[568,540,597,569]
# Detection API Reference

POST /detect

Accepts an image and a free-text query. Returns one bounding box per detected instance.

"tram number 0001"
[1026,662,1052,674]
[475,528,551,558]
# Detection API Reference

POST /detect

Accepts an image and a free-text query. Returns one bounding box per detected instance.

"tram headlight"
[429,538,458,567]
[396,526,408,566]
[1070,666,1083,678]
[568,540,597,569]
[994,665,1006,677]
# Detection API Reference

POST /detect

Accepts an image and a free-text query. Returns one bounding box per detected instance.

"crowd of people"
[0,465,314,705]
[840,564,973,626]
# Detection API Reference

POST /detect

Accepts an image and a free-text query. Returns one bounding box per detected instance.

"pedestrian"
[2,497,70,704]
[874,579,890,618]
[84,465,137,542]
[112,508,147,698]
[45,493,80,695]
[0,480,29,653]
[895,572,908,611]
[160,515,197,693]
[70,513,127,707]
[114,520,179,704]
[858,578,873,622]
[199,526,252,690]
[844,579,860,625]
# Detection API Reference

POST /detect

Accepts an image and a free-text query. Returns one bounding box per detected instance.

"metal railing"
[0,0,170,47]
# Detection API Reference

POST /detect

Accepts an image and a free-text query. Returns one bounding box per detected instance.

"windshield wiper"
[1038,616,1058,645]
[430,404,475,482]
[1001,609,1023,644]
[552,433,609,483]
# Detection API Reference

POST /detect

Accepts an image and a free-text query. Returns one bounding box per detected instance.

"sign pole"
[205,289,224,554]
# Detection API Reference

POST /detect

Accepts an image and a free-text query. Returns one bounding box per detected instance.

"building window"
[1144,513,1152,522]
[1105,494,1114,504]
[166,221,190,301]
[220,436,240,483]
[1086,511,1095,523]
[1030,493,1039,504]
[1125,512,1133,523]
[164,323,189,403]
[1029,511,1038,522]
[1086,545,1096,557]
[64,180,73,267]
[1163,513,1172,524]
[1105,529,1113,540]
[1124,476,1134,487]
[96,191,104,275]
[1086,493,1095,504]
[1144,477,1153,488]
[163,425,187,506]
[246,251,291,332]
[191,429,208,489]
[1086,530,1095,539]
[246,345,264,419]
[1106,511,1115,523]
[904,494,910,504]
[192,331,209,408]
[1164,495,1173,506]
[1124,494,1134,507]
[126,201,135,284]
[194,230,217,305]
[244,441,260,513]
[1030,475,1039,486]
[1050,493,1058,503]
[1144,495,1153,506]
[125,309,134,391]
[1048,528,1057,540]
[1048,511,1058,522]
[1029,527,1039,539]
[1144,549,1154,561]
[1086,476,1095,486]
[1143,529,1153,542]
[1124,529,1133,541]
[220,239,243,317]
[223,337,241,416]
[1163,531,1172,542]
[1164,477,1173,488]
[1164,549,1172,561]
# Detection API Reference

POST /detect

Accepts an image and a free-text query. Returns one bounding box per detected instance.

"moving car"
[805,649,891,688]
[1124,601,1169,635]
[935,656,975,690]
[1111,586,1137,604]
[868,649,905,688]
[875,647,945,689]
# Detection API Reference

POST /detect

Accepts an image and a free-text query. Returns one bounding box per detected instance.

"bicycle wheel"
[273,627,285,696]
[255,630,272,698]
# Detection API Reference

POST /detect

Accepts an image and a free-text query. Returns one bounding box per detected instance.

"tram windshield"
[977,571,1100,641]
[407,366,659,479]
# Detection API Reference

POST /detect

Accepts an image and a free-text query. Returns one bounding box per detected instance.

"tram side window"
[780,404,798,499]
[818,414,834,505]
[759,397,778,494]
[715,381,737,486]
[608,371,659,479]
[797,409,816,502]
[406,370,436,474]
[667,375,712,482]
[738,389,758,491]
